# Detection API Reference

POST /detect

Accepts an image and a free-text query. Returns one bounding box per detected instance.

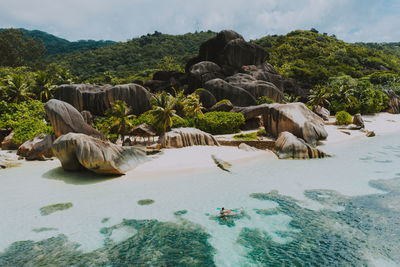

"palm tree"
[149,92,180,135]
[34,71,56,102]
[1,73,34,103]
[107,100,135,142]
[183,93,204,126]
[307,85,331,108]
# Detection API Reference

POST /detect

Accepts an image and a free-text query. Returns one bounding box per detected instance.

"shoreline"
[1,112,400,178]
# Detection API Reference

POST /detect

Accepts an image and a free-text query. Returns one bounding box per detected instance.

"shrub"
[335,111,352,125]
[257,128,267,136]
[257,96,274,105]
[136,111,191,134]
[233,133,258,140]
[196,112,245,135]
[13,118,53,144]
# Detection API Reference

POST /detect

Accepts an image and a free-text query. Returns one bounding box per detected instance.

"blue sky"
[0,0,399,42]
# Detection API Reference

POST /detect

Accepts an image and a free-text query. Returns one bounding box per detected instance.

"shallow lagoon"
[1,133,400,266]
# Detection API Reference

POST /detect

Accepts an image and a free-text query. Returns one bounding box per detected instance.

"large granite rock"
[188,61,224,92]
[275,132,329,159]
[17,134,55,160]
[144,71,186,94]
[81,110,93,125]
[186,30,268,74]
[241,63,284,91]
[232,104,269,120]
[44,99,106,140]
[54,83,152,116]
[194,88,217,109]
[0,128,11,144]
[226,73,284,102]
[262,102,328,146]
[52,133,147,175]
[204,78,257,106]
[159,128,219,148]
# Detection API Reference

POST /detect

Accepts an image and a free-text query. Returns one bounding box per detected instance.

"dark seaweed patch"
[174,210,188,216]
[40,203,73,216]
[137,199,155,205]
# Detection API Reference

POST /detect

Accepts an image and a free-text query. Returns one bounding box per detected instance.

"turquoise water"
[1,134,400,266]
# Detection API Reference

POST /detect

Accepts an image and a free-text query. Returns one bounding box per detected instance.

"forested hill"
[47,31,216,80]
[357,42,400,58]
[0,28,116,56]
[252,30,400,88]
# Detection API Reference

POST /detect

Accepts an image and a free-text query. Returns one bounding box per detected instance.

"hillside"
[0,28,116,56]
[253,30,400,88]
[47,31,216,80]
[357,42,400,58]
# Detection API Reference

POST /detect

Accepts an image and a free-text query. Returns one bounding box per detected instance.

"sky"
[0,0,399,43]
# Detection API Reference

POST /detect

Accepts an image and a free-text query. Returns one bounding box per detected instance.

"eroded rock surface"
[52,133,147,175]
[263,102,328,146]
[45,99,106,140]
[54,83,152,116]
[274,132,329,159]
[17,134,55,160]
[1,131,20,150]
[159,128,219,148]
[313,105,330,121]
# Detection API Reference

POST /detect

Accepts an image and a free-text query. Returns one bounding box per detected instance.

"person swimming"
[219,207,232,216]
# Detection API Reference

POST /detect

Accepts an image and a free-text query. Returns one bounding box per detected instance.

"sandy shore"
[320,112,400,150]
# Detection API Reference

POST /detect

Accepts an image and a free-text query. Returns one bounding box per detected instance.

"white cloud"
[0,0,398,42]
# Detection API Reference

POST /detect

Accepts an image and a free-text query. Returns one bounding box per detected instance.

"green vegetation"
[335,111,353,125]
[105,100,136,141]
[257,129,267,136]
[256,96,274,105]
[48,31,216,81]
[149,92,181,135]
[0,100,53,144]
[233,133,258,140]
[307,75,389,114]
[137,199,155,205]
[197,112,245,135]
[39,202,73,216]
[254,30,400,89]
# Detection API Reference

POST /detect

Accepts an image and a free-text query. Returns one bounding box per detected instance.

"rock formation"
[159,128,219,148]
[54,83,152,116]
[209,100,234,112]
[275,131,329,159]
[194,88,217,109]
[188,61,224,91]
[353,114,365,129]
[384,90,400,114]
[313,105,330,121]
[1,131,20,150]
[44,99,106,140]
[81,110,93,125]
[0,150,21,169]
[204,78,257,106]
[17,134,55,160]
[52,133,147,175]
[262,102,328,146]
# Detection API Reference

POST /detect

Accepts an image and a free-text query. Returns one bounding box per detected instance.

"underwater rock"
[17,134,55,160]
[52,133,147,175]
[274,131,329,159]
[366,130,376,137]
[137,199,155,205]
[159,128,219,148]
[40,203,73,216]
[45,99,106,140]
[211,154,232,172]
[262,102,328,146]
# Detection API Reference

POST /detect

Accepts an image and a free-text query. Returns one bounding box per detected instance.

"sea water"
[0,134,400,266]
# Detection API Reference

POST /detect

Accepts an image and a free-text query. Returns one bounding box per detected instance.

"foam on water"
[1,133,400,266]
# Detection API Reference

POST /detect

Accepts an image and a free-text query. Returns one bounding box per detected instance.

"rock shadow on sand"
[42,167,119,185]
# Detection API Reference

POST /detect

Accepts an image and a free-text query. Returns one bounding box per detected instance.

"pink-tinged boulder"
[263,102,328,146]
[52,133,147,175]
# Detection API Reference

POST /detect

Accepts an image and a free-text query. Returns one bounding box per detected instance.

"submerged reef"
[0,219,215,266]
[40,202,73,216]
[137,199,155,205]
[241,178,400,266]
